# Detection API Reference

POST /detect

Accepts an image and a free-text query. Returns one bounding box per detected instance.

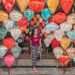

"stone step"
[0,59,59,67]
[0,67,73,75]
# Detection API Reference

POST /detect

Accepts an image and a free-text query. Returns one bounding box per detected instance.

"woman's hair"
[31,27,40,36]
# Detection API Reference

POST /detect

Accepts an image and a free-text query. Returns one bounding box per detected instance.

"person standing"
[30,28,41,73]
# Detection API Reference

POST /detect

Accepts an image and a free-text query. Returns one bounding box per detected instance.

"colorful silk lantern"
[67,13,75,24]
[45,22,59,32]
[53,47,63,59]
[29,0,45,12]
[9,10,23,21]
[4,54,15,68]
[58,55,70,66]
[3,19,15,31]
[41,8,52,21]
[2,0,15,13]
[44,34,54,47]
[66,48,75,59]
[47,0,59,13]
[0,11,8,22]
[0,26,7,40]
[0,45,7,58]
[66,31,75,40]
[10,27,22,40]
[16,0,29,12]
[17,17,28,32]
[3,37,15,49]
[51,39,60,48]
[60,22,72,32]
[54,29,64,41]
[11,46,21,58]
[60,0,73,14]
[60,37,71,49]
[24,9,34,21]
[51,12,67,24]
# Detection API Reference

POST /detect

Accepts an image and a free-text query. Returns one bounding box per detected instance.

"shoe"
[32,67,38,73]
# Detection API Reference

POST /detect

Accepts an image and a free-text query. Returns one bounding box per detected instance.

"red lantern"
[51,12,67,24]
[51,39,60,48]
[4,54,15,68]
[3,37,15,49]
[58,55,70,66]
[29,0,45,12]
[2,0,15,13]
[60,0,73,14]
[17,17,28,32]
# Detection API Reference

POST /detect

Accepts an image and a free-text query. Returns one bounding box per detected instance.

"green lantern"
[0,26,7,40]
[0,45,7,58]
[11,46,21,58]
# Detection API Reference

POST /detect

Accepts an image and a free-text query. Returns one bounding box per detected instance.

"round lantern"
[60,37,71,49]
[3,19,15,31]
[17,17,28,32]
[9,10,23,21]
[10,27,21,40]
[53,47,63,59]
[58,55,70,66]
[41,8,52,21]
[60,22,72,32]
[60,0,73,14]
[0,26,7,40]
[29,0,45,12]
[4,54,15,68]
[2,0,15,13]
[11,46,21,58]
[24,9,34,21]
[54,29,64,41]
[66,31,75,40]
[0,11,8,22]
[51,12,67,24]
[16,0,29,12]
[51,39,60,48]
[3,37,15,49]
[47,0,59,13]
[0,45,7,58]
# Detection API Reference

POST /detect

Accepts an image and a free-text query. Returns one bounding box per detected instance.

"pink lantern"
[2,0,15,13]
[4,54,15,68]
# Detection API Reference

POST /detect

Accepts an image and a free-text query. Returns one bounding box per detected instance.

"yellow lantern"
[60,37,71,50]
[0,11,8,22]
[47,0,59,13]
[16,0,29,12]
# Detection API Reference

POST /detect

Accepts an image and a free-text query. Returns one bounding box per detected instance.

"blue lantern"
[41,8,52,21]
[24,9,34,21]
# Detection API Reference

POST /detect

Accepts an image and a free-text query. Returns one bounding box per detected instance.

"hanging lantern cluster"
[0,0,75,68]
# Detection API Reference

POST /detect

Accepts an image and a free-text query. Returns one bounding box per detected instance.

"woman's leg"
[32,46,37,68]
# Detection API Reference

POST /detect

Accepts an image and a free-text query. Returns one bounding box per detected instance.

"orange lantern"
[51,12,67,24]
[3,37,15,49]
[29,0,45,12]
[60,0,74,14]
[58,55,70,66]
